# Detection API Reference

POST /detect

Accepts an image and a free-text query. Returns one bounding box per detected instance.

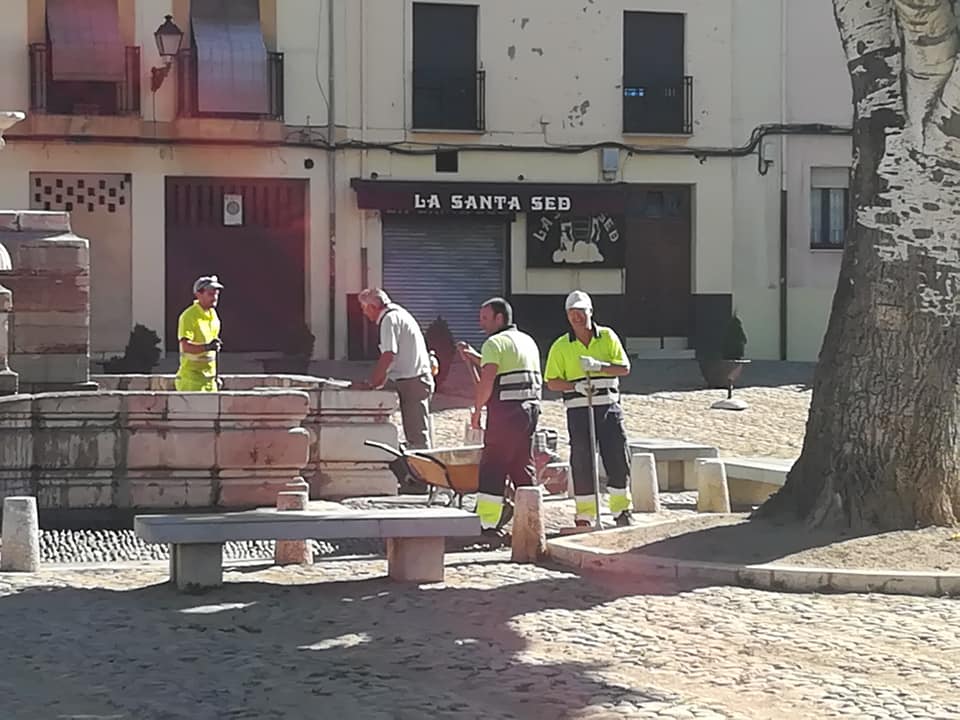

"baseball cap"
[193,275,224,294]
[565,290,593,312]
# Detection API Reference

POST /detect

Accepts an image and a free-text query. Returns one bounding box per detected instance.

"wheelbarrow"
[364,441,518,529]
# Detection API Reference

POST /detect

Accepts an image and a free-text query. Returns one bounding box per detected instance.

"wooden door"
[164,177,307,353]
[625,187,692,338]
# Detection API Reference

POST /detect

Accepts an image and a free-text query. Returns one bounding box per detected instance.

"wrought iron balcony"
[28,43,141,116]
[623,76,693,135]
[413,69,485,132]
[175,48,284,121]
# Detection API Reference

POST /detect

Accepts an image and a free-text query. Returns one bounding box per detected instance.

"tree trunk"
[760,0,960,529]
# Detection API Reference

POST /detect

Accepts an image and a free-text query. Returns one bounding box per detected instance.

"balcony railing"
[29,43,141,116]
[623,76,693,135]
[412,69,485,132]
[175,48,284,121]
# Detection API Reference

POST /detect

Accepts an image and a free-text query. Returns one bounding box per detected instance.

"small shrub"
[283,322,316,358]
[721,314,748,360]
[425,316,456,388]
[102,324,162,374]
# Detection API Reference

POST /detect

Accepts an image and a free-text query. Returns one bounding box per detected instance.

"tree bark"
[760,0,960,529]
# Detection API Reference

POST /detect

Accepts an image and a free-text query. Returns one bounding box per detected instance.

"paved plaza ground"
[3,361,959,718]
[2,556,959,719]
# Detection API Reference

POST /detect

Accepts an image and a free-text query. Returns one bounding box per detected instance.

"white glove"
[580,356,605,373]
[574,380,592,396]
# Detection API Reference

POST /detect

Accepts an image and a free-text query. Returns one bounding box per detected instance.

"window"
[810,167,850,249]
[30,0,140,116]
[623,12,691,134]
[413,3,483,131]
[176,0,283,120]
[435,150,459,173]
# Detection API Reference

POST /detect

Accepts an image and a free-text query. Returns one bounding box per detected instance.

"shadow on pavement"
[623,516,879,567]
[0,566,690,719]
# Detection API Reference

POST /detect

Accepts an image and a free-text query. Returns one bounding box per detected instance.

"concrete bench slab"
[722,457,794,505]
[135,508,480,592]
[629,438,719,491]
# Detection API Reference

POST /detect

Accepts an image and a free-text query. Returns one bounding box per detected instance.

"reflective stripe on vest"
[563,376,619,409]
[495,369,542,403]
[183,350,216,364]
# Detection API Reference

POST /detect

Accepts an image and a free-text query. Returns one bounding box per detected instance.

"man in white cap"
[175,275,224,392]
[544,290,633,527]
[354,288,434,449]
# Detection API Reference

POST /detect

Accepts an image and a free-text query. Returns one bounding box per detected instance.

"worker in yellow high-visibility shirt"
[544,290,633,528]
[459,297,542,539]
[174,275,224,392]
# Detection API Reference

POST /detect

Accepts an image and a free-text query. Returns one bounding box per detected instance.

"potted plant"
[697,313,750,396]
[102,324,162,374]
[281,322,316,374]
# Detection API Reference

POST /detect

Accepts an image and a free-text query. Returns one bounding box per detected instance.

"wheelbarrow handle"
[363,440,407,460]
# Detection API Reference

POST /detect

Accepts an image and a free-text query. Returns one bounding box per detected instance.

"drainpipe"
[327,0,337,360]
[778,0,789,361]
[359,0,369,290]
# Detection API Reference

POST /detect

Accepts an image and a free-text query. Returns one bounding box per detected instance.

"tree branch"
[893,0,959,129]
[835,0,896,62]
[834,0,903,121]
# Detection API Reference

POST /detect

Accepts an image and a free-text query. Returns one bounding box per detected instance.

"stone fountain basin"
[0,389,312,513]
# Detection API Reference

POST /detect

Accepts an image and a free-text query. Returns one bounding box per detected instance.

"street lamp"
[150,15,184,92]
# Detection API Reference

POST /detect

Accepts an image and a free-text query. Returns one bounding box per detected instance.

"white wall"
[0,0,858,361]
[349,0,735,145]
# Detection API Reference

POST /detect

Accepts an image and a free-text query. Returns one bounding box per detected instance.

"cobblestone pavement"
[1,557,958,719]
[31,494,701,564]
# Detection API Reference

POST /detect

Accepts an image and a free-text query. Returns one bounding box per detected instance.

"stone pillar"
[2,213,96,393]
[511,487,546,563]
[696,459,732,513]
[0,284,17,395]
[1,496,40,572]
[631,453,661,513]
[463,421,484,445]
[0,111,25,148]
[274,485,312,566]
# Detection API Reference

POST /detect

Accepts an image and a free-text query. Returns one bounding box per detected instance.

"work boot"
[615,510,634,528]
[497,499,515,530]
[481,527,510,546]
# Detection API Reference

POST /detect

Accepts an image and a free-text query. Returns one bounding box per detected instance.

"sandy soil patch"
[569,515,960,572]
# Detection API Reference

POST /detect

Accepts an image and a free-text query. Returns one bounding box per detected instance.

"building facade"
[0,0,852,365]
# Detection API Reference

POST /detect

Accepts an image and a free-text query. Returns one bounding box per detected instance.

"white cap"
[565,290,593,312]
[193,275,224,294]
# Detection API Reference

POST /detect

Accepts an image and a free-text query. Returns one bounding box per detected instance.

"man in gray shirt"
[354,288,434,449]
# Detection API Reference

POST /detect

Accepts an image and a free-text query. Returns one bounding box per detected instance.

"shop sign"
[413,193,573,213]
[527,213,625,267]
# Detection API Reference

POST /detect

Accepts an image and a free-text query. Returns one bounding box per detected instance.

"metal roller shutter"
[382,216,506,348]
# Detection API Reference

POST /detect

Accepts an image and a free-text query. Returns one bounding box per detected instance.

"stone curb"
[546,535,960,598]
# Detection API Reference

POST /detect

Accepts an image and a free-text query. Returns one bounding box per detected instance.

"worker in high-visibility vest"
[544,290,633,527]
[175,275,224,392]
[459,297,542,538]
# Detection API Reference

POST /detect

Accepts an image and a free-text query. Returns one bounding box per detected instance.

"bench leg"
[169,543,223,593]
[666,460,685,491]
[386,537,444,583]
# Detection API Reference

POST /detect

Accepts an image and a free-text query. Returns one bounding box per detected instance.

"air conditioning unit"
[223,193,243,226]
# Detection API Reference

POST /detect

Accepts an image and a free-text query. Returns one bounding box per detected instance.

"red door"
[165,178,307,352]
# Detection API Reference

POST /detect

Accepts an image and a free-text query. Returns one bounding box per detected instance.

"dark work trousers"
[568,403,631,497]
[477,401,541,500]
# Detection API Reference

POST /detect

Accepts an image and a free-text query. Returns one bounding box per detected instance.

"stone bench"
[629,438,719,491]
[134,508,480,592]
[722,457,793,505]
